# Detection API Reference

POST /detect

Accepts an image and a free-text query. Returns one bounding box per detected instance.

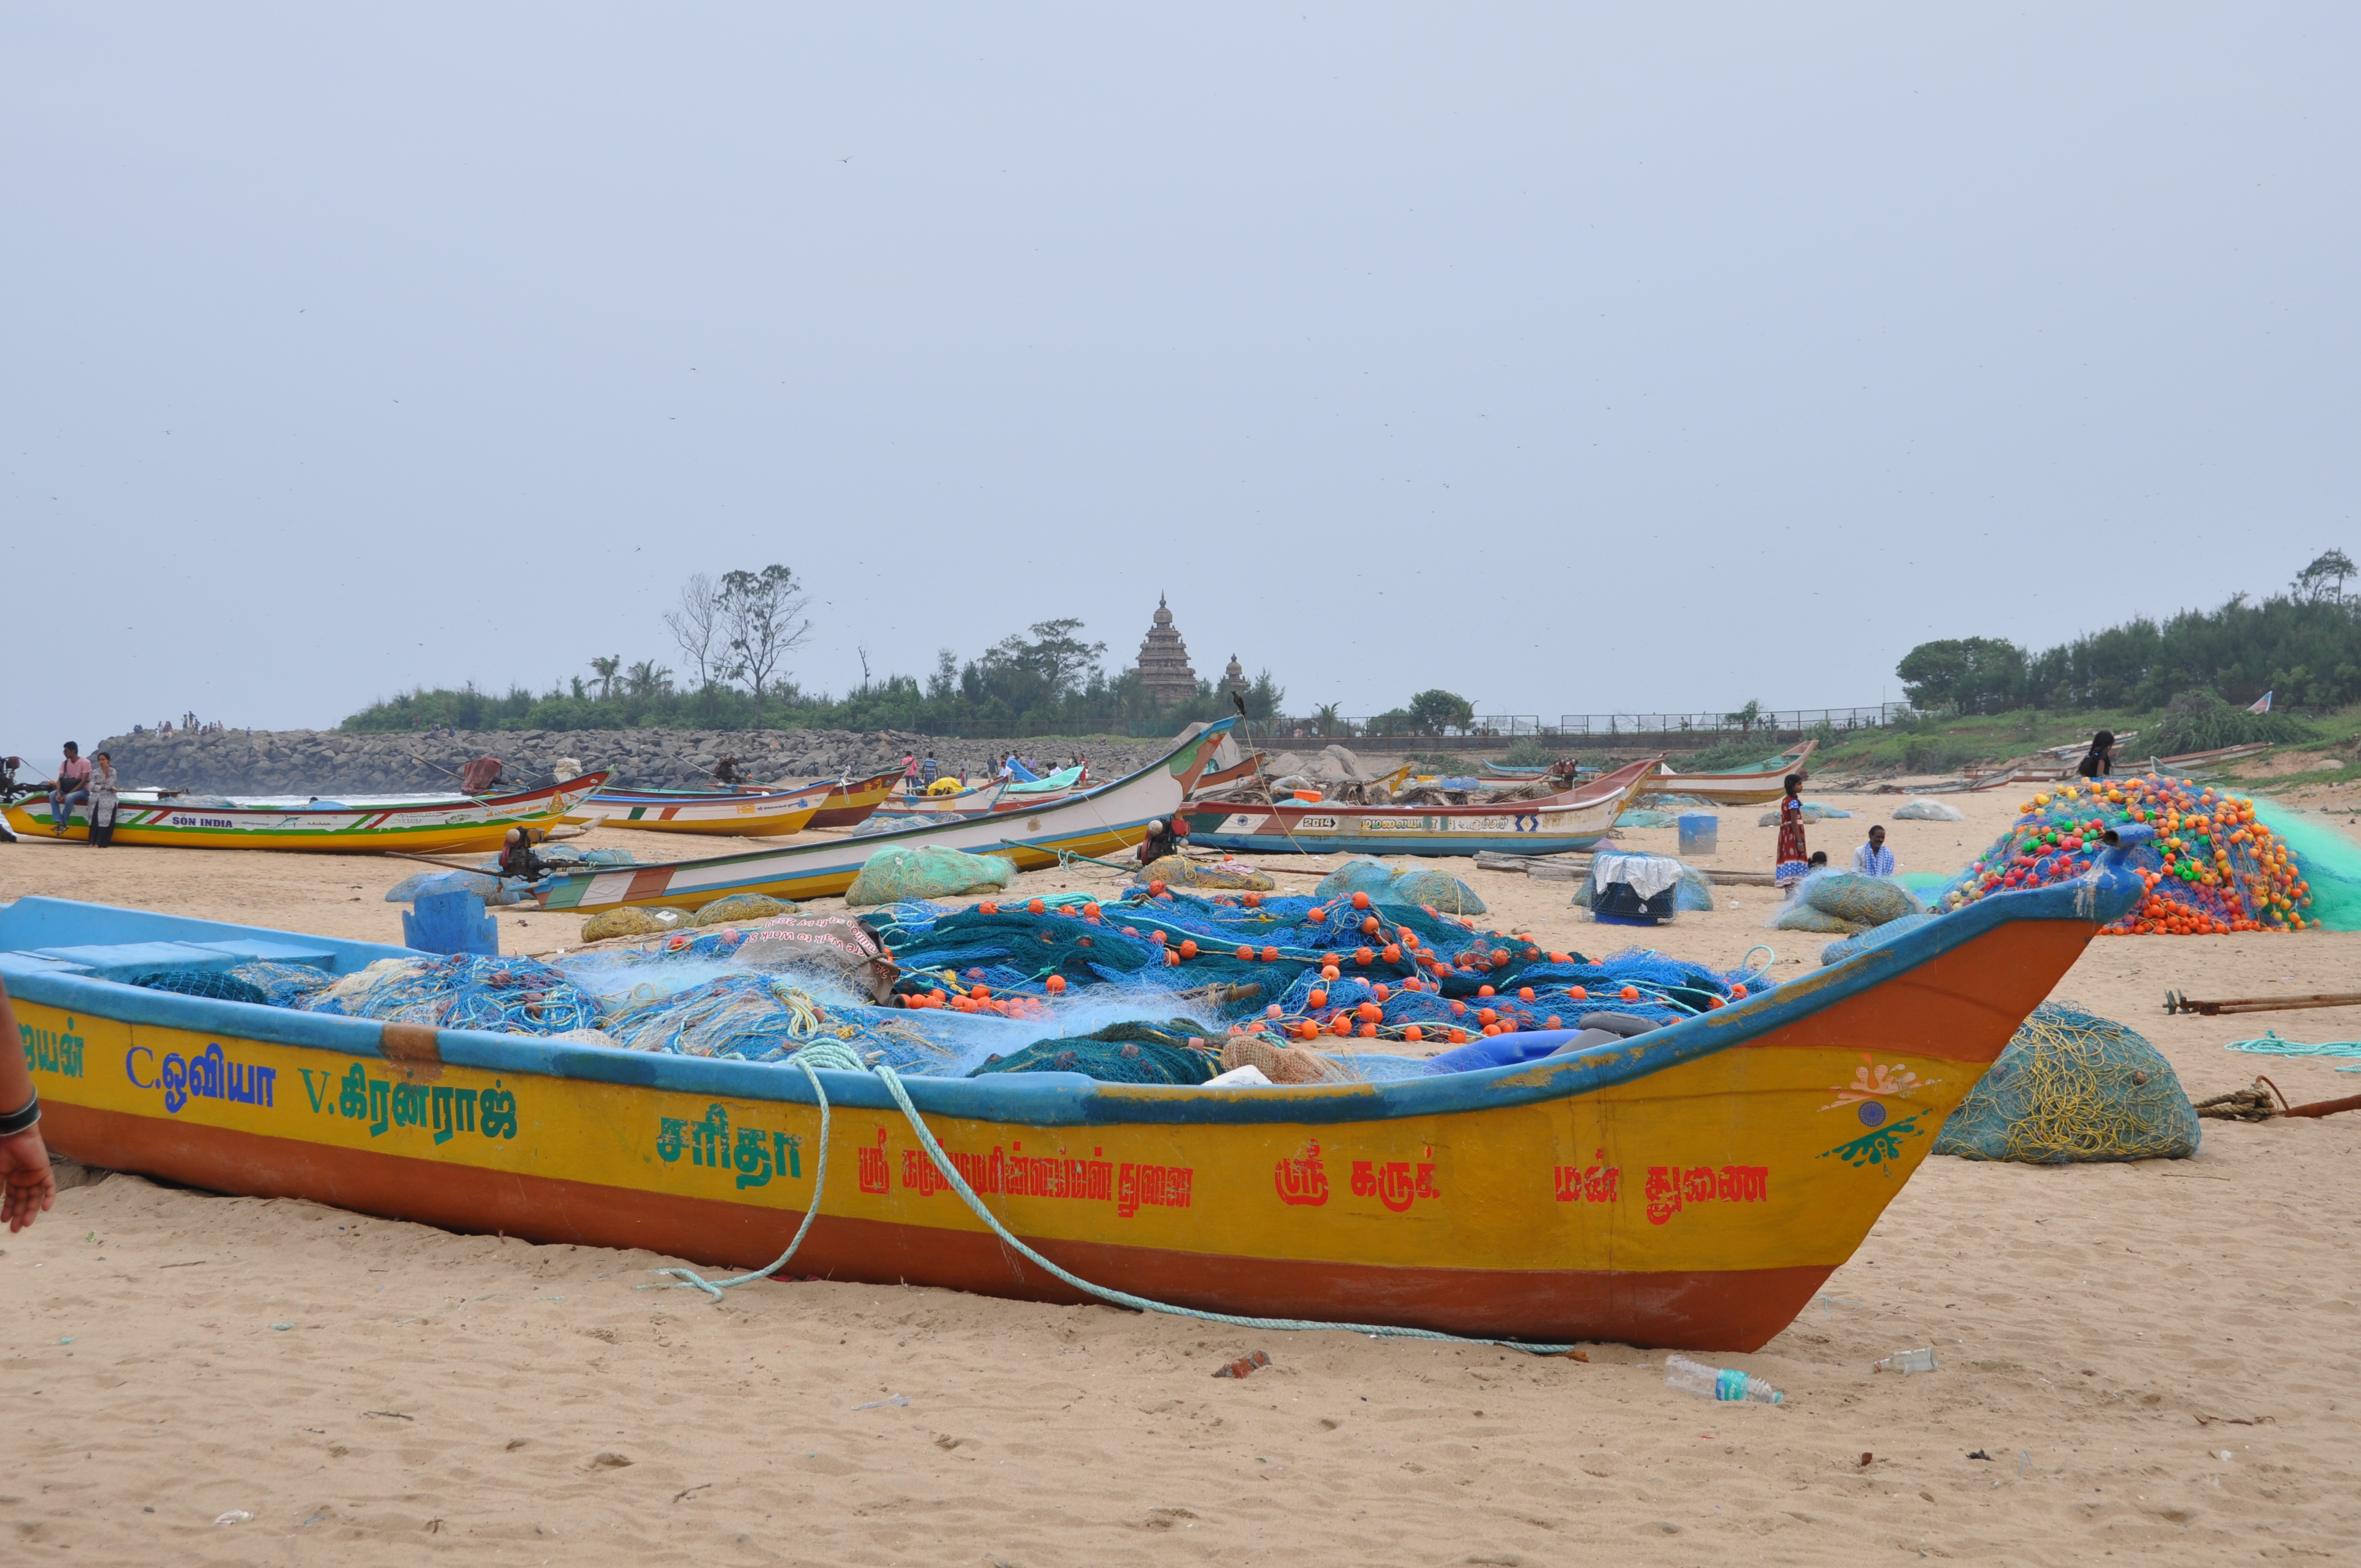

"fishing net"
[1615,809,1674,828]
[1140,854,1276,892]
[130,969,271,1006]
[226,960,339,1005]
[1935,775,2322,934]
[1775,905,1860,935]
[384,869,515,905]
[1805,872,1922,927]
[1931,1001,2199,1162]
[298,954,603,1036]
[694,893,797,926]
[1891,799,1966,822]
[969,1020,1223,1084]
[1819,912,1941,965]
[1754,803,1853,826]
[2248,801,2361,933]
[597,971,937,1065]
[844,845,1015,907]
[579,907,686,942]
[1390,868,1486,916]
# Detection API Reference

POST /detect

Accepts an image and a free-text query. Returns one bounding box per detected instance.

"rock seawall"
[90,729,1169,797]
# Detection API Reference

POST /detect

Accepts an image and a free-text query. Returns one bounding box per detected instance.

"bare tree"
[717,564,813,699]
[663,573,728,690]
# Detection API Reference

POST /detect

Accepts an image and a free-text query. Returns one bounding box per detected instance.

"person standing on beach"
[0,976,57,1231]
[900,753,921,798]
[85,751,120,847]
[2076,731,2117,779]
[47,742,90,836]
[1774,773,1810,889]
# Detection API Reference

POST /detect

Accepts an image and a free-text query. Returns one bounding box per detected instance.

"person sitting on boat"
[712,755,742,787]
[85,752,121,848]
[2076,731,2117,780]
[47,742,90,837]
[498,827,546,883]
[1774,774,1809,889]
[459,755,505,793]
[1851,823,1897,878]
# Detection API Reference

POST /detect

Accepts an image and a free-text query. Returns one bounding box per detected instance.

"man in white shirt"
[1852,824,1897,878]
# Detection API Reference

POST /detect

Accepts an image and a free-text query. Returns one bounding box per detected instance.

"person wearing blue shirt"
[1852,824,1898,877]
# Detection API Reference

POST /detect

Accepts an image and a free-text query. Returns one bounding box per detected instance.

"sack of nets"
[844,845,1016,907]
[1931,1001,2199,1163]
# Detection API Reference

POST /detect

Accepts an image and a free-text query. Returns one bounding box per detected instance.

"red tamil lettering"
[1644,1165,1681,1225]
[1274,1142,1330,1207]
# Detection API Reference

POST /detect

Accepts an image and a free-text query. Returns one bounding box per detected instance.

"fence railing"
[1248,704,1914,747]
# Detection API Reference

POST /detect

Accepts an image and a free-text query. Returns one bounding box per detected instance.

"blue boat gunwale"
[2,850,2144,1135]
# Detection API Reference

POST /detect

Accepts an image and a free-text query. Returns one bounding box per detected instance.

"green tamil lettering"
[339,1063,368,1120]
[368,1077,391,1137]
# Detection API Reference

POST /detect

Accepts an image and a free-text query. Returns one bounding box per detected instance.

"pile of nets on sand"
[1935,775,2319,934]
[1932,1001,2199,1162]
[1314,857,1485,915]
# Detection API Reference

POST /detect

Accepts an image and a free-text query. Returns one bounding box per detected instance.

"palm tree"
[589,655,622,702]
[624,660,674,699]
[1312,702,1342,737]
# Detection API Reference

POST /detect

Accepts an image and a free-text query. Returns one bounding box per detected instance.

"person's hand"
[0,1127,56,1232]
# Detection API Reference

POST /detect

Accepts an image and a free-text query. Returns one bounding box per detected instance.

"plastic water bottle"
[1873,1347,1939,1375]
[1663,1353,1783,1404]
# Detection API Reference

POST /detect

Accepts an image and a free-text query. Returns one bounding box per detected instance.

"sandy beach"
[7,786,2360,1565]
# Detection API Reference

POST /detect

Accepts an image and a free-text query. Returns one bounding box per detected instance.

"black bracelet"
[0,1090,39,1137]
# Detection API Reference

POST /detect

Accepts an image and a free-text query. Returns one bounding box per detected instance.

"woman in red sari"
[1774,772,1809,888]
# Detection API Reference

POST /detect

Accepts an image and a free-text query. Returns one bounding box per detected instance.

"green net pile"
[969,1020,1223,1084]
[1932,1001,2199,1163]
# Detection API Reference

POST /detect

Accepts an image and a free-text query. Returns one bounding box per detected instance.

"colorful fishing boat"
[2,775,608,854]
[531,723,1238,912]
[1179,757,1660,858]
[1640,741,1817,806]
[1,825,2156,1349]
[574,768,900,836]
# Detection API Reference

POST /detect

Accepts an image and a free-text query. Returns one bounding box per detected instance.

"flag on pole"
[2248,691,2273,714]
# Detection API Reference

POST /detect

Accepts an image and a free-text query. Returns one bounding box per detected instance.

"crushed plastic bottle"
[1663,1353,1783,1404]
[1873,1347,1939,1375]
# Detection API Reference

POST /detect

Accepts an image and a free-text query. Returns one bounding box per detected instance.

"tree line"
[342,565,1285,734]
[1896,549,2360,715]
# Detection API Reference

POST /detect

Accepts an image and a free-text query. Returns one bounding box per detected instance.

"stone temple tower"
[1220,655,1250,700]
[1135,595,1198,706]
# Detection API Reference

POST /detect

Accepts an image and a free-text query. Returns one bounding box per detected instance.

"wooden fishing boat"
[573,768,900,835]
[2,826,2156,1350]
[804,769,905,830]
[1,775,608,854]
[579,786,821,837]
[1179,757,1660,858]
[1640,741,1817,806]
[530,722,1239,912]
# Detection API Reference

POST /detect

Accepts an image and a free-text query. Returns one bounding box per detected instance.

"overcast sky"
[5,6,2354,754]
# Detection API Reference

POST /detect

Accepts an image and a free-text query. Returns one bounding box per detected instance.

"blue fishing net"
[226,960,340,1006]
